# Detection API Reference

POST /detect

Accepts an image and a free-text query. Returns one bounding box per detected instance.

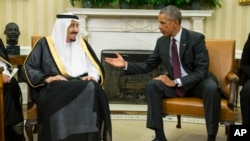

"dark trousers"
[240,80,250,124]
[5,124,25,141]
[145,74,221,136]
[4,78,25,141]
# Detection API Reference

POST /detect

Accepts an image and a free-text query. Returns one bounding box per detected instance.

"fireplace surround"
[101,49,165,104]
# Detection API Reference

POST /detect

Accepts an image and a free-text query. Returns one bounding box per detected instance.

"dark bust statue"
[4,22,20,55]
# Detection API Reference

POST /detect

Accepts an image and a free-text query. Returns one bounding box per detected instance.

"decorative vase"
[191,0,201,10]
[153,1,167,9]
[82,0,93,8]
[153,3,165,9]
[119,1,131,9]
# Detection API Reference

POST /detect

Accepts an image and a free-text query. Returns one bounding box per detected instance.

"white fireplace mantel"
[66,8,214,59]
[67,8,213,17]
[67,8,213,35]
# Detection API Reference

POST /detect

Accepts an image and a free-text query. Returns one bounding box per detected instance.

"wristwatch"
[174,79,178,87]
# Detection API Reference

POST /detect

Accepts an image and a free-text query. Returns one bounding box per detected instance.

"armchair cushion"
[162,98,234,121]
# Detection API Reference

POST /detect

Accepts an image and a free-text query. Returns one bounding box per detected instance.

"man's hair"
[159,5,182,24]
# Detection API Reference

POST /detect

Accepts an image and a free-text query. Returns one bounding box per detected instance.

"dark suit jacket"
[240,33,250,85]
[0,38,12,72]
[124,28,209,91]
[0,38,9,61]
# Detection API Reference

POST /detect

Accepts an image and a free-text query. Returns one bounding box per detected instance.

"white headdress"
[51,13,81,56]
[51,13,87,77]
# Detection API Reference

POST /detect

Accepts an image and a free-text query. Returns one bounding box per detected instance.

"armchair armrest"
[226,72,239,83]
[226,72,239,110]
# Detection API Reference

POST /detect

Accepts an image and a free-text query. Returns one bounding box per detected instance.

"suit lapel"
[179,29,188,58]
[162,37,174,77]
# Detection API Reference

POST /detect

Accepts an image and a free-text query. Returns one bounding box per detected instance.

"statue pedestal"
[6,45,20,55]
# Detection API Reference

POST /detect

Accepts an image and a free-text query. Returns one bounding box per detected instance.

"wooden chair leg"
[25,124,33,141]
[225,125,229,135]
[25,119,37,141]
[226,125,230,141]
[33,125,38,133]
[176,115,181,128]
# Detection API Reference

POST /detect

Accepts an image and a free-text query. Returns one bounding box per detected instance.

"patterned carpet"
[23,105,242,141]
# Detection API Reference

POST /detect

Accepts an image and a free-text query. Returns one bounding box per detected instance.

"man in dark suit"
[105,5,221,141]
[240,33,250,125]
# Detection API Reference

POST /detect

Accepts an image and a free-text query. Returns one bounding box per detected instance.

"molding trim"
[66,8,214,36]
